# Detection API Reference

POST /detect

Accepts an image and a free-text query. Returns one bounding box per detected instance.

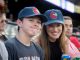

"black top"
[49,40,63,60]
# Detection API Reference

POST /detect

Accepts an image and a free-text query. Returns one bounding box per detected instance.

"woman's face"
[46,23,63,42]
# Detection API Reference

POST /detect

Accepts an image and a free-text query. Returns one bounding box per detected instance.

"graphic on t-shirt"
[19,56,40,60]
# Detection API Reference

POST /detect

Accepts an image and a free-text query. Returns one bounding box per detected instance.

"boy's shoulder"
[5,37,17,49]
[5,37,16,44]
[32,42,41,49]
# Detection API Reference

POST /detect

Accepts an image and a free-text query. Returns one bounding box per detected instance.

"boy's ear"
[16,19,22,28]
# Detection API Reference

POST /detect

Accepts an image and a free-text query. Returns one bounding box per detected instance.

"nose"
[33,21,41,30]
[33,21,39,27]
[67,26,71,30]
[52,26,58,31]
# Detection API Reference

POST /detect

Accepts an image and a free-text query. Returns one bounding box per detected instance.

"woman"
[39,9,80,60]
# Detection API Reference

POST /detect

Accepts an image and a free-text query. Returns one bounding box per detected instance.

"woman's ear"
[16,19,22,28]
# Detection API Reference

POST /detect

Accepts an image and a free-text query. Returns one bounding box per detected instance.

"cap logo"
[50,11,57,19]
[33,7,40,14]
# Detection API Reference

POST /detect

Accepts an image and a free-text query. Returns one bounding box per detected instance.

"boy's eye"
[37,21,41,24]
[29,19,33,21]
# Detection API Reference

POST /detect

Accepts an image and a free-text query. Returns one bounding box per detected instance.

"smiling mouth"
[51,32,58,35]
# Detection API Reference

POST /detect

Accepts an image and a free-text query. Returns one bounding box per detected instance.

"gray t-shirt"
[5,37,44,60]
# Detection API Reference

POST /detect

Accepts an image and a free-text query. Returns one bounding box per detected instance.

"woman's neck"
[48,37,57,43]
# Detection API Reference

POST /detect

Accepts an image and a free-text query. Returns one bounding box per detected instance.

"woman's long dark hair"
[39,24,67,60]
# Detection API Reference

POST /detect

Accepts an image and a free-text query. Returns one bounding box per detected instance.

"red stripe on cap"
[33,7,40,14]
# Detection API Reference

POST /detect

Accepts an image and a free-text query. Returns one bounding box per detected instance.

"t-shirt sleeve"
[5,41,19,60]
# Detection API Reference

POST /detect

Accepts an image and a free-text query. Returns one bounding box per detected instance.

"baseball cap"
[18,7,47,23]
[43,9,64,25]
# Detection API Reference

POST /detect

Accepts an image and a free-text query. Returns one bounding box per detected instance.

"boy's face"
[17,16,42,37]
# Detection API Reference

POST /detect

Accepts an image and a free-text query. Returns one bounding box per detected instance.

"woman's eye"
[57,24,61,27]
[57,24,60,26]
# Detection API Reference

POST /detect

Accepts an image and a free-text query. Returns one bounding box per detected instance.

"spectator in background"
[9,13,14,21]
[0,0,8,60]
[77,26,80,41]
[4,13,17,39]
[64,16,80,51]
[73,27,80,36]
[73,27,80,39]
[0,0,7,41]
[0,13,7,41]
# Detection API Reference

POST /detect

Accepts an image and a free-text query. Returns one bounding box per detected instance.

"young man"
[5,7,47,60]
[64,16,80,51]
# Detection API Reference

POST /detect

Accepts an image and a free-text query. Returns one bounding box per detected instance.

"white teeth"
[52,33,58,35]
